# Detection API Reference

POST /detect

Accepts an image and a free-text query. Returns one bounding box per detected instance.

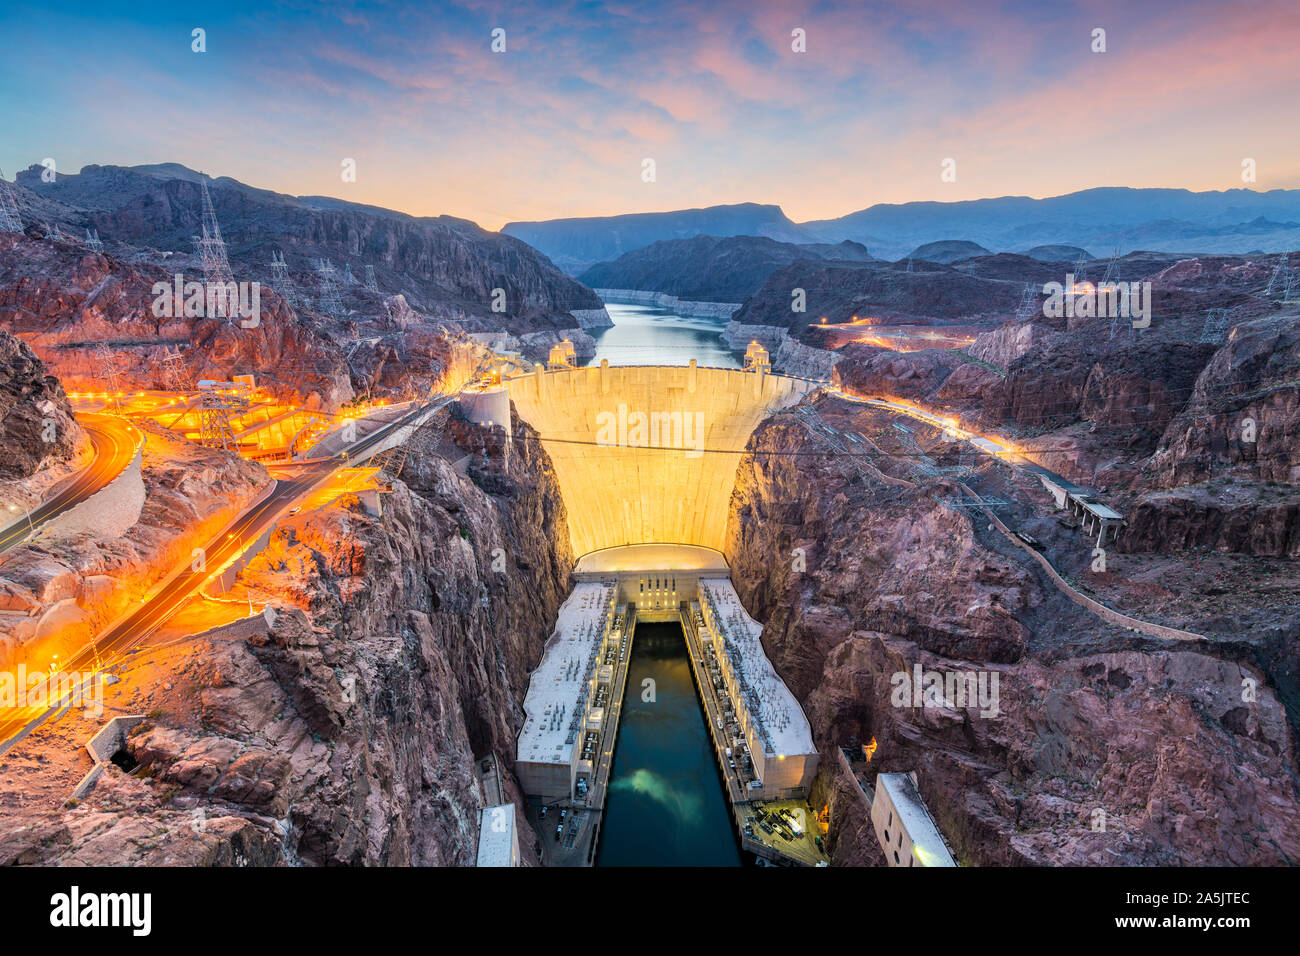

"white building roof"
[878,773,956,867]
[698,577,815,758]
[517,582,615,766]
[476,804,516,867]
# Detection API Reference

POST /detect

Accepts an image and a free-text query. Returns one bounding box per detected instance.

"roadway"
[0,401,435,749]
[0,414,141,554]
[826,388,1075,483]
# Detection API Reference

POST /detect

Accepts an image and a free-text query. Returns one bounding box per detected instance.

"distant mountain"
[577,235,872,302]
[905,240,990,264]
[1024,245,1093,262]
[503,203,814,274]
[799,187,1300,260]
[17,163,602,332]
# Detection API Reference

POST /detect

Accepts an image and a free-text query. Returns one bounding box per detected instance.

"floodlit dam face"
[507,362,817,556]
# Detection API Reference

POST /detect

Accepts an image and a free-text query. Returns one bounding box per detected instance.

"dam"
[502,355,826,866]
[505,358,817,555]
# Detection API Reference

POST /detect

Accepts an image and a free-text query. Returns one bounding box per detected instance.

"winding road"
[0,400,438,750]
[0,414,141,554]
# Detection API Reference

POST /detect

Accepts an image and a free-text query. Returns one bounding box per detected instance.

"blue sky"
[2,0,1297,228]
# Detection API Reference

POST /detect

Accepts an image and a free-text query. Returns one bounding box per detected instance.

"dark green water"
[584,302,741,369]
[595,622,742,867]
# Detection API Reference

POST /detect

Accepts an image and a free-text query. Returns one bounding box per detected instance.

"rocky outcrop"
[0,426,270,667]
[0,413,573,866]
[0,232,504,412]
[723,401,1300,866]
[0,232,353,409]
[19,163,603,335]
[731,258,1022,338]
[1146,315,1300,487]
[0,326,88,480]
[579,235,871,303]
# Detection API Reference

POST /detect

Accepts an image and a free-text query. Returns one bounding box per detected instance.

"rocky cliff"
[578,235,871,303]
[723,401,1300,866]
[0,326,88,480]
[0,232,505,411]
[0,412,573,865]
[18,163,606,337]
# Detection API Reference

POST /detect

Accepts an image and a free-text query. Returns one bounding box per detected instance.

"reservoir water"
[584,302,741,369]
[595,622,742,867]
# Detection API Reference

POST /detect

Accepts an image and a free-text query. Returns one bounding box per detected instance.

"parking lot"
[739,799,828,866]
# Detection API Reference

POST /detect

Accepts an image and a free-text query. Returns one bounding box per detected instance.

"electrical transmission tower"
[194,176,235,289]
[269,250,303,310]
[0,170,23,233]
[92,345,121,410]
[1100,247,1122,286]
[159,348,189,393]
[341,263,356,284]
[197,381,250,451]
[370,409,448,481]
[46,223,62,240]
[905,258,914,273]
[888,421,942,478]
[364,264,379,293]
[1263,252,1297,302]
[315,258,344,318]
[1015,282,1038,321]
[790,405,889,489]
[1071,255,1090,286]
[1199,308,1233,344]
[85,229,104,252]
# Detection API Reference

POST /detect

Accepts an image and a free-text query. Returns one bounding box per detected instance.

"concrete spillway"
[507,363,817,556]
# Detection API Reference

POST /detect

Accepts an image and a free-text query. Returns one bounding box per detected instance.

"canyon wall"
[723,409,1300,866]
[0,413,574,865]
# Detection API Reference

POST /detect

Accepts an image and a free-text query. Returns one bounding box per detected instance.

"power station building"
[696,579,818,798]
[515,582,621,802]
[870,772,956,867]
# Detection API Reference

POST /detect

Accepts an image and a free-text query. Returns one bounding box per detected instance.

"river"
[583,302,741,369]
[595,622,742,867]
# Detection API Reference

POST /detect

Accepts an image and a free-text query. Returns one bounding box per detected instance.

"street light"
[7,502,33,535]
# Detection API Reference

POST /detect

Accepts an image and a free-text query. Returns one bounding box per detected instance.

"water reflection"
[585,302,741,369]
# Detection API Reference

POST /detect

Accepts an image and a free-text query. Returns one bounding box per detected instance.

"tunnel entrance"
[595,621,741,866]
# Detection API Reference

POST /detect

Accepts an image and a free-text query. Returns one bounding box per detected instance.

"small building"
[547,339,576,369]
[743,340,771,374]
[870,772,956,867]
[476,804,521,867]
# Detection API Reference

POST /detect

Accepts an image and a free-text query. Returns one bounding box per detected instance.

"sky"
[1,0,1297,230]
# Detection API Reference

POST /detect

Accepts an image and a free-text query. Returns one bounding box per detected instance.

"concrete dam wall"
[508,363,817,556]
